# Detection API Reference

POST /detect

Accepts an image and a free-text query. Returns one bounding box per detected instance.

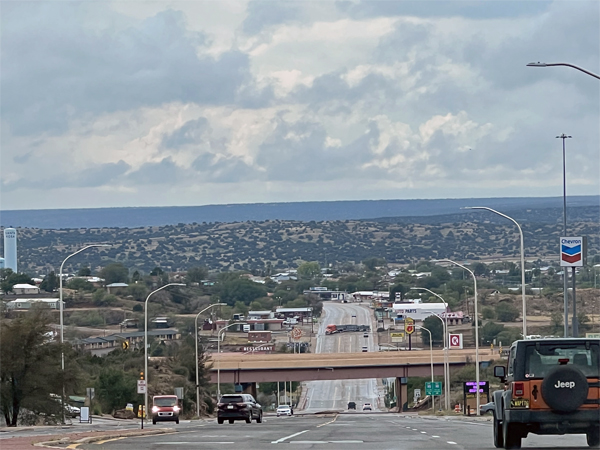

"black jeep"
[492,338,600,449]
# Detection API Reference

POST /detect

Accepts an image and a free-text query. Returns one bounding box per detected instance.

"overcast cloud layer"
[1,0,599,210]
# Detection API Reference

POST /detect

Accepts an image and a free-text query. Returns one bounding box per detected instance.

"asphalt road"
[49,414,590,450]
[302,302,381,413]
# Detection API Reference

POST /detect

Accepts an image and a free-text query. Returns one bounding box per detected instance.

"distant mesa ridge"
[0,196,598,229]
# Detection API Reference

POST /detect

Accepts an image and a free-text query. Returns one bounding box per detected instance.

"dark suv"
[217,394,263,424]
[492,338,600,449]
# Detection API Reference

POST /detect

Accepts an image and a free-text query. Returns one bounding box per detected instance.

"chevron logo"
[561,253,581,263]
[561,244,581,256]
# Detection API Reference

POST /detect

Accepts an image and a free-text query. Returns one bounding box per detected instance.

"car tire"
[217,418,224,424]
[493,412,503,449]
[246,413,252,424]
[587,427,600,448]
[229,419,234,424]
[502,420,522,449]
[175,418,179,424]
[256,412,263,423]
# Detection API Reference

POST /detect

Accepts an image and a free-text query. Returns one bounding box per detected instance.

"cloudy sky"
[1,0,599,211]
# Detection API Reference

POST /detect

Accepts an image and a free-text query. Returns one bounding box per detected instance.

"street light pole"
[464,206,528,338]
[195,302,226,418]
[410,287,450,410]
[417,325,434,411]
[437,259,480,415]
[144,283,185,425]
[59,243,110,424]
[526,62,600,80]
[557,134,572,337]
[217,322,242,399]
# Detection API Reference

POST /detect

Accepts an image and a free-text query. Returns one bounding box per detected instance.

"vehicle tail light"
[512,382,524,397]
[237,402,247,407]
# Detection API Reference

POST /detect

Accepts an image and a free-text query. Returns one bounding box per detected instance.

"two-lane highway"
[302,301,381,412]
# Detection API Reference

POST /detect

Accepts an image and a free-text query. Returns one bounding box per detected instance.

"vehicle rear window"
[525,343,599,378]
[154,397,177,407]
[220,396,244,404]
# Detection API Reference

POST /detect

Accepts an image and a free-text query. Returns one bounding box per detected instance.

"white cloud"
[0,0,598,210]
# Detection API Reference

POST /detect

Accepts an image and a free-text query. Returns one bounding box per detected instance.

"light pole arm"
[145,283,184,424]
[527,62,600,80]
[195,303,226,418]
[465,206,527,338]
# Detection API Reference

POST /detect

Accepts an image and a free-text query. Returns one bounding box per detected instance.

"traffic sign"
[121,341,129,350]
[414,389,421,398]
[291,327,302,340]
[449,333,463,349]
[405,317,415,335]
[137,380,147,394]
[425,381,442,396]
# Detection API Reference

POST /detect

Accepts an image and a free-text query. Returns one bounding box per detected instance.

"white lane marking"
[329,441,364,444]
[291,441,328,444]
[447,441,457,445]
[421,431,426,434]
[289,441,364,444]
[159,443,235,445]
[432,435,440,438]
[271,430,309,444]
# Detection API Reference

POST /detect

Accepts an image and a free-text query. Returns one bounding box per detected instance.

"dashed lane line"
[447,441,457,445]
[271,430,309,444]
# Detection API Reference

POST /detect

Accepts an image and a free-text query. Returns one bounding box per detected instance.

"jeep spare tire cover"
[541,365,588,412]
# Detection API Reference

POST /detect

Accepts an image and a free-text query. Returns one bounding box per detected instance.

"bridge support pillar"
[394,377,408,412]
[240,382,257,399]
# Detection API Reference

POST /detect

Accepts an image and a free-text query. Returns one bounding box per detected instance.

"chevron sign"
[560,237,584,267]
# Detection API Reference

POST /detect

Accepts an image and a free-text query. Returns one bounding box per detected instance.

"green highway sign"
[425,381,442,396]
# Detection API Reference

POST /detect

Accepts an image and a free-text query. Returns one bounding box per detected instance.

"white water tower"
[3,228,17,272]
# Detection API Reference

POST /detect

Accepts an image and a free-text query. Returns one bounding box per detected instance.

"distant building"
[106,282,129,293]
[12,283,40,295]
[6,298,63,310]
[0,258,5,269]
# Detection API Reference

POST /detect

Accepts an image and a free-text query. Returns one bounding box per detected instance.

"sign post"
[138,372,146,429]
[560,236,587,337]
[405,317,414,350]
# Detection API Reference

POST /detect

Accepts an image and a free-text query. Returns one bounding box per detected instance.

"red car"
[152,395,180,424]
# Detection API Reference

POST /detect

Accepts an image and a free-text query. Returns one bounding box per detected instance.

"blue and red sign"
[560,237,584,267]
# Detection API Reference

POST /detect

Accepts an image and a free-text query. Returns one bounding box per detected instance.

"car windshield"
[154,397,177,407]
[220,396,244,404]
[525,343,599,378]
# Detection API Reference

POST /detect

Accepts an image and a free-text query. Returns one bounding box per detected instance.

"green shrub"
[495,302,519,322]
[482,306,496,320]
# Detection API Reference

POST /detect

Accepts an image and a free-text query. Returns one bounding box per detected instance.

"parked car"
[217,394,263,424]
[152,395,180,424]
[347,401,356,410]
[277,405,292,416]
[362,346,368,352]
[66,404,80,418]
[479,402,494,415]
[362,403,372,411]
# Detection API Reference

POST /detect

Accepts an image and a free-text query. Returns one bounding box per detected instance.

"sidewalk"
[1,427,173,449]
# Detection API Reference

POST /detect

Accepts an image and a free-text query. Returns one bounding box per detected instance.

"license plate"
[510,398,529,408]
[227,405,234,409]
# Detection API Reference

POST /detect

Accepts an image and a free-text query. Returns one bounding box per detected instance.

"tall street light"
[526,62,600,80]
[464,206,528,337]
[437,259,481,415]
[416,325,434,411]
[557,134,572,337]
[195,302,226,418]
[410,287,449,410]
[217,322,243,399]
[59,243,110,424]
[144,283,185,424]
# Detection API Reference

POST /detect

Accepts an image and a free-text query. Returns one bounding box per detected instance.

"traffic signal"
[140,371,144,380]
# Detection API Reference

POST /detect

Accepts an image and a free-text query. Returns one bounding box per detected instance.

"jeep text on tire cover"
[492,338,600,449]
